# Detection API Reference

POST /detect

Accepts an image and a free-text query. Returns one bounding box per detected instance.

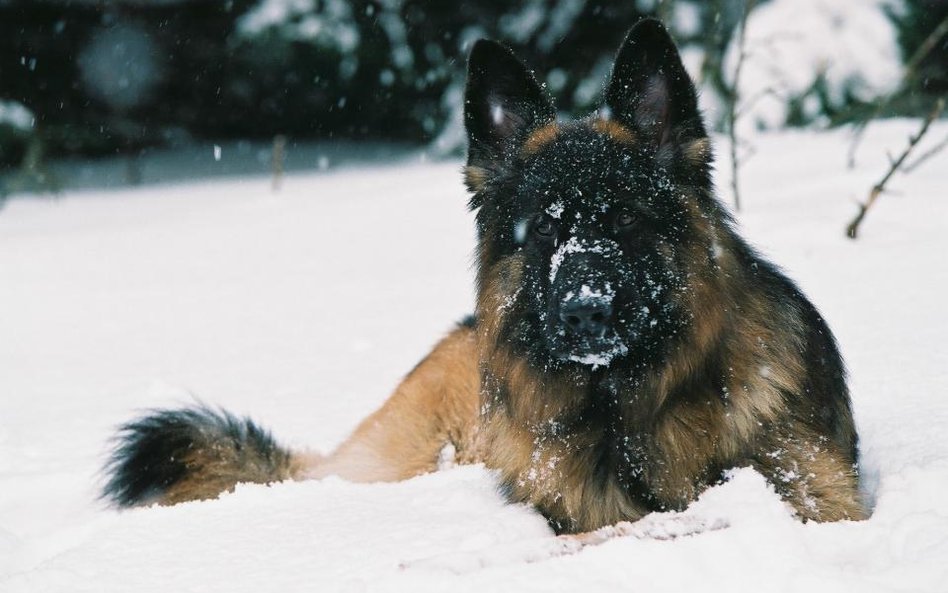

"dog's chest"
[482,404,666,532]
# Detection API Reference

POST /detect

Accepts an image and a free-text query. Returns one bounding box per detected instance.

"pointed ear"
[464,40,555,179]
[603,19,705,153]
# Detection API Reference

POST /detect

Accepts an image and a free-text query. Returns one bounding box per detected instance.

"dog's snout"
[560,299,612,336]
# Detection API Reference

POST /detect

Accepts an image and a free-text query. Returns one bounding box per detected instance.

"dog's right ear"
[464,40,555,191]
[603,19,705,158]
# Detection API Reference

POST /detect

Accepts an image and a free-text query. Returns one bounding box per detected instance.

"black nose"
[560,300,612,336]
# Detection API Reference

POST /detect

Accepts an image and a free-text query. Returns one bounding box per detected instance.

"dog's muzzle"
[548,248,628,366]
[559,288,613,338]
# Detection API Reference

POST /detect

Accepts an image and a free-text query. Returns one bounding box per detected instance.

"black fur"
[465,38,556,186]
[604,19,707,153]
[459,314,478,329]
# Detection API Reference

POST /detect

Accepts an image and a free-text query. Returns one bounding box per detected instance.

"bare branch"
[655,0,676,25]
[271,134,286,193]
[727,0,756,212]
[902,132,948,174]
[734,86,782,121]
[846,98,945,239]
[847,15,948,168]
[737,141,757,165]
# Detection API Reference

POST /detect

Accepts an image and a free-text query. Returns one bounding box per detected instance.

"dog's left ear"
[464,40,556,186]
[603,19,706,154]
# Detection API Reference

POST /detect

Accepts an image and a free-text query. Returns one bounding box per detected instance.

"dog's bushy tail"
[102,406,309,507]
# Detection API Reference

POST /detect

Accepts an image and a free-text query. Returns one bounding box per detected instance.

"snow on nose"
[549,236,618,284]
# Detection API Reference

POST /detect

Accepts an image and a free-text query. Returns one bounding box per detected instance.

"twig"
[126,153,142,185]
[727,0,756,212]
[271,134,286,192]
[902,132,948,174]
[845,97,945,239]
[847,15,948,168]
[655,0,675,25]
[733,86,781,120]
[5,131,60,196]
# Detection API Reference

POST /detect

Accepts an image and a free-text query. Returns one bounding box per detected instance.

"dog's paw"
[399,536,583,573]
[400,512,729,573]
[615,513,730,541]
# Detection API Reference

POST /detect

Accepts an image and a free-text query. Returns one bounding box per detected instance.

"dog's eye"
[615,211,638,229]
[533,215,556,238]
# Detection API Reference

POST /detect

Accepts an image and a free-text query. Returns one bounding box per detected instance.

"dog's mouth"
[544,277,632,369]
[548,332,629,369]
[566,339,629,369]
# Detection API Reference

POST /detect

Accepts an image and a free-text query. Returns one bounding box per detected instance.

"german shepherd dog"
[103,20,866,534]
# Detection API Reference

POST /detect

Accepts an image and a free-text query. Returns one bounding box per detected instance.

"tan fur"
[752,425,867,521]
[304,325,481,483]
[521,123,561,156]
[475,254,526,352]
[682,137,711,166]
[479,410,651,530]
[589,118,637,145]
[161,440,298,505]
[475,280,648,529]
[459,204,860,530]
[464,165,491,193]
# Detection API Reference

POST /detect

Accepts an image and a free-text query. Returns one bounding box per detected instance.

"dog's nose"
[560,300,612,336]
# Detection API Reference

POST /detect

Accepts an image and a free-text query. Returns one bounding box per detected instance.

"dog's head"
[465,20,715,370]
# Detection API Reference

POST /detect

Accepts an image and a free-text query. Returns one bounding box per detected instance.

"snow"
[545,200,565,219]
[562,284,615,306]
[571,54,614,107]
[723,0,902,131]
[237,0,360,54]
[498,0,584,52]
[0,101,34,132]
[548,236,617,283]
[567,341,629,370]
[499,2,546,45]
[2,121,948,591]
[672,2,702,38]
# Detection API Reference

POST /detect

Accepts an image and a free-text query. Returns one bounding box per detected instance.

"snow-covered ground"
[1,121,946,592]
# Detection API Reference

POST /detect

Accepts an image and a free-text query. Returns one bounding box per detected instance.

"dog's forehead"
[517,123,653,213]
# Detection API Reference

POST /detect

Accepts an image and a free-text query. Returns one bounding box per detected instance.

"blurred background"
[1,0,945,195]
